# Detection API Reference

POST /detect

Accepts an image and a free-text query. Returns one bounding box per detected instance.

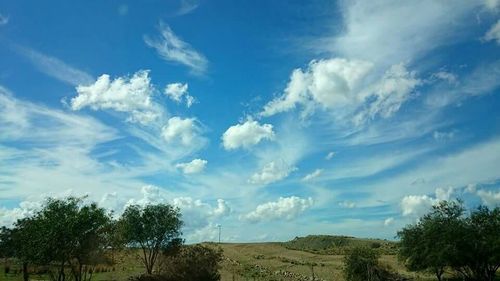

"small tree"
[120,204,183,274]
[343,246,380,281]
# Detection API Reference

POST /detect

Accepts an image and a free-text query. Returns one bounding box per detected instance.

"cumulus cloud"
[249,160,297,185]
[261,59,420,125]
[241,196,313,223]
[401,187,455,217]
[476,189,500,207]
[302,169,323,181]
[175,158,207,174]
[222,120,275,150]
[144,21,208,74]
[261,58,372,117]
[484,20,500,45]
[161,116,204,147]
[164,82,195,107]
[71,70,163,125]
[172,197,230,232]
[0,200,42,227]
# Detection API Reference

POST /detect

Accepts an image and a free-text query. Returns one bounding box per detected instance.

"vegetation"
[119,204,183,274]
[284,235,397,255]
[1,197,499,281]
[398,200,500,281]
[343,246,404,281]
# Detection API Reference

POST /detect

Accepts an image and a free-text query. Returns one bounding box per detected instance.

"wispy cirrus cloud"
[144,21,208,75]
[0,13,8,25]
[14,45,94,86]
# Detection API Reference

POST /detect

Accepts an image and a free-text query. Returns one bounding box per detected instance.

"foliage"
[161,244,223,281]
[398,200,464,281]
[343,246,405,281]
[284,235,396,255]
[119,204,183,274]
[4,197,112,281]
[398,200,500,281]
[129,245,223,281]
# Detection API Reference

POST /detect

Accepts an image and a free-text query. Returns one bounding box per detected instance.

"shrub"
[4,265,10,274]
[130,245,223,281]
[370,242,381,249]
[343,246,404,281]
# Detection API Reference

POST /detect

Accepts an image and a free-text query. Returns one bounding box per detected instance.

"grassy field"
[207,242,432,281]
[0,235,450,281]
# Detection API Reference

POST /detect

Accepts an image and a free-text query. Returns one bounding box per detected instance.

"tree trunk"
[22,262,28,281]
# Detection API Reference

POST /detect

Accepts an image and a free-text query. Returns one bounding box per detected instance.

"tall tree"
[398,200,465,281]
[452,206,500,281]
[119,204,183,274]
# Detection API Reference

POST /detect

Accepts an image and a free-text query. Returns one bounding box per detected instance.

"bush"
[130,245,223,281]
[343,246,405,281]
[370,242,381,249]
[4,265,10,274]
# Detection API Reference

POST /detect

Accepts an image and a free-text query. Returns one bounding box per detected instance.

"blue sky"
[1,0,500,242]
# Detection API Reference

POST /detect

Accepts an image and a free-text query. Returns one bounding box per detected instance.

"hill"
[282,235,398,255]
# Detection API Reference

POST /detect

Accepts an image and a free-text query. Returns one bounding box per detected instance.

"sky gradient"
[1,0,500,243]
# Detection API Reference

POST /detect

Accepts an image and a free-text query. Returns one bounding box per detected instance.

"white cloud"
[431,71,459,85]
[339,201,356,209]
[177,0,199,15]
[433,130,456,141]
[476,189,500,207]
[144,21,208,74]
[353,63,421,125]
[71,70,163,125]
[484,0,500,10]
[261,59,420,125]
[212,199,231,217]
[383,217,394,226]
[16,46,93,86]
[325,151,336,160]
[175,158,207,174]
[401,195,436,217]
[241,196,313,223]
[161,116,205,147]
[249,160,297,185]
[0,200,42,227]
[261,58,372,117]
[484,20,500,45]
[172,197,230,232]
[222,120,275,150]
[164,82,196,107]
[401,187,455,217]
[328,1,480,64]
[0,13,8,25]
[302,169,323,181]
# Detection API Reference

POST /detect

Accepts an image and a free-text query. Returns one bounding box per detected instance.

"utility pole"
[217,224,222,243]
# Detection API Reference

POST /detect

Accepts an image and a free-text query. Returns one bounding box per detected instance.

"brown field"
[0,242,437,281]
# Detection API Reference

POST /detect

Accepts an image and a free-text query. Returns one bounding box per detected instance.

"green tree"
[120,204,183,274]
[452,206,500,281]
[343,246,380,281]
[14,197,112,281]
[398,200,465,281]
